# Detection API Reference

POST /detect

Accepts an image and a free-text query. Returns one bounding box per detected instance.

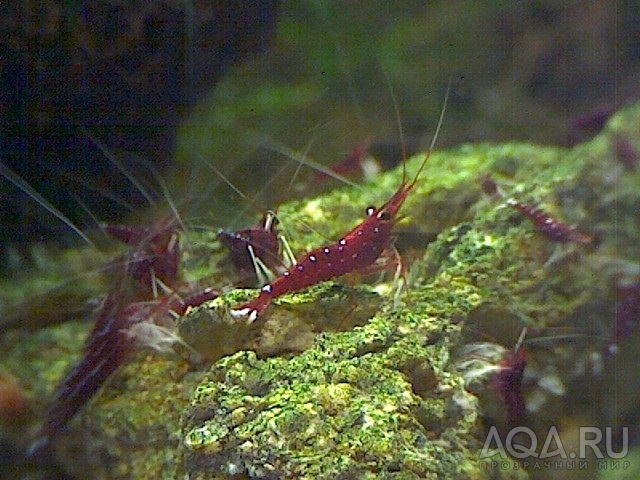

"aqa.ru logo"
[480,426,628,460]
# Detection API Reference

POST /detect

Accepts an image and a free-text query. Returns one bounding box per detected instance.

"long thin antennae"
[148,164,186,232]
[62,170,138,212]
[0,161,94,246]
[311,0,367,133]
[514,327,528,352]
[411,80,451,186]
[247,131,362,190]
[80,127,156,207]
[383,69,407,167]
[206,163,266,215]
[429,81,451,153]
[286,135,315,194]
[69,192,104,231]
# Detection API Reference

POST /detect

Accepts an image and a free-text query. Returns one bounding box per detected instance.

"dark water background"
[2,1,639,246]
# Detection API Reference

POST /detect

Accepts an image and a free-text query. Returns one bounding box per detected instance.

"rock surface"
[1,101,639,479]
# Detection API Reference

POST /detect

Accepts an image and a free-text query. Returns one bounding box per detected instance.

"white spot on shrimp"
[373,227,380,233]
[262,284,273,293]
[231,308,259,323]
[230,307,251,319]
[323,247,330,254]
[339,239,346,245]
[309,255,317,262]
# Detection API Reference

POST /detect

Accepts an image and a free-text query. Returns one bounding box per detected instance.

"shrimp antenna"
[0,161,94,247]
[286,134,315,194]
[147,163,187,233]
[69,192,104,231]
[80,127,157,207]
[429,81,451,153]
[206,163,268,217]
[246,131,362,190]
[311,0,366,132]
[411,80,451,188]
[514,327,528,352]
[383,69,407,174]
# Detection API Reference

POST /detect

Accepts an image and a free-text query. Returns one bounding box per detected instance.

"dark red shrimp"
[505,198,594,244]
[104,219,181,293]
[480,175,593,244]
[218,211,286,287]
[490,343,527,428]
[457,327,529,428]
[568,105,615,144]
[231,89,450,322]
[30,215,217,453]
[29,286,218,454]
[314,140,378,183]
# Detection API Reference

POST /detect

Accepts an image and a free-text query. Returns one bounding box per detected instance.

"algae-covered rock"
[2,101,640,479]
[182,288,482,479]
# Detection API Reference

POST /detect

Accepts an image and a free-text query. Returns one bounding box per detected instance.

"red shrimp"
[29,286,218,454]
[491,343,527,428]
[480,175,593,244]
[314,140,378,183]
[505,198,594,244]
[27,211,217,455]
[231,88,450,322]
[457,327,529,429]
[104,219,181,293]
[218,211,285,287]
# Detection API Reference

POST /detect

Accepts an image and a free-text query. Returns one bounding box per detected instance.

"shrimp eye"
[366,206,376,216]
[378,211,392,221]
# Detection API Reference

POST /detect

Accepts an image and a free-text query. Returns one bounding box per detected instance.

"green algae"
[0,244,113,333]
[183,314,477,478]
[0,320,89,411]
[59,353,200,480]
[179,101,640,479]
[1,102,640,479]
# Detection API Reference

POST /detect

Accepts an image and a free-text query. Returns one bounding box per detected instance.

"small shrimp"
[457,328,529,428]
[480,175,593,244]
[491,341,527,428]
[231,86,450,322]
[29,286,218,454]
[314,140,380,183]
[104,220,181,294]
[505,198,594,244]
[218,211,294,287]
[210,164,297,287]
